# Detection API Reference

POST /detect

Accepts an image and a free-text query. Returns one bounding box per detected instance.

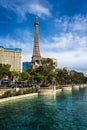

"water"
[0,88,87,130]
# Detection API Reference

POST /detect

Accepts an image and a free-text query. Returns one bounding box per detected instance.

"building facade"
[51,58,57,67]
[23,62,31,71]
[0,46,22,72]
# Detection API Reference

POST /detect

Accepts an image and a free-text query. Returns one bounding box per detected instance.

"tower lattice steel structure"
[32,17,41,66]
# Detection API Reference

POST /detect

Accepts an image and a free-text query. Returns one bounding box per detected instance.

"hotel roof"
[0,46,22,52]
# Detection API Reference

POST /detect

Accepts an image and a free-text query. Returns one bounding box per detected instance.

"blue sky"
[0,0,87,75]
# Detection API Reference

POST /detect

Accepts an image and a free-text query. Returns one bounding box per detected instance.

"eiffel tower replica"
[31,17,41,68]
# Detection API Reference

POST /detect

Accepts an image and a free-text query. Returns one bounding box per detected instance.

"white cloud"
[28,4,51,17]
[41,49,87,75]
[55,15,87,32]
[40,29,87,75]
[70,15,87,31]
[0,0,51,20]
[0,30,33,62]
[41,32,87,51]
[44,15,87,75]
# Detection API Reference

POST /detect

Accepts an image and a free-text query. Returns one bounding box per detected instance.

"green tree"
[70,71,85,84]
[18,72,29,81]
[56,69,71,85]
[38,58,56,85]
[0,64,11,79]
[27,58,56,86]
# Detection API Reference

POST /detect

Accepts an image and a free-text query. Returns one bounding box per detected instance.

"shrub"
[0,90,13,98]
[56,86,62,89]
[14,90,22,96]
[23,88,38,94]
[0,87,38,99]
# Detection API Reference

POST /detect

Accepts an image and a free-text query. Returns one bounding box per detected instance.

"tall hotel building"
[0,46,22,72]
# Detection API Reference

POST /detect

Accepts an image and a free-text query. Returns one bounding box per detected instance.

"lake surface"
[0,87,87,130]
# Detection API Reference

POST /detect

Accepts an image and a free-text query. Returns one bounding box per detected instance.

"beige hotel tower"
[0,46,22,72]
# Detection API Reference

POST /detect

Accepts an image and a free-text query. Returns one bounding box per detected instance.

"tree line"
[0,58,87,86]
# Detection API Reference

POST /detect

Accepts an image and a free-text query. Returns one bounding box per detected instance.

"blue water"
[0,88,87,130]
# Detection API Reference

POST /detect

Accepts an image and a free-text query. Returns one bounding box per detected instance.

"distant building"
[42,57,57,67]
[23,62,31,71]
[63,67,70,74]
[70,70,76,76]
[50,58,57,67]
[0,46,22,72]
[63,67,69,71]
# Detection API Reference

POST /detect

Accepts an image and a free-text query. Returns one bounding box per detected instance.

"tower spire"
[32,17,41,66]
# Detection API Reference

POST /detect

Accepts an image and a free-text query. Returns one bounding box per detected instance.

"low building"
[50,58,57,67]
[0,46,22,72]
[63,67,70,74]
[23,62,31,71]
[42,57,57,67]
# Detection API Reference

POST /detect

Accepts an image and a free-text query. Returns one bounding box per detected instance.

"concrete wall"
[38,88,56,96]
[72,85,79,90]
[0,93,38,103]
[62,86,72,92]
